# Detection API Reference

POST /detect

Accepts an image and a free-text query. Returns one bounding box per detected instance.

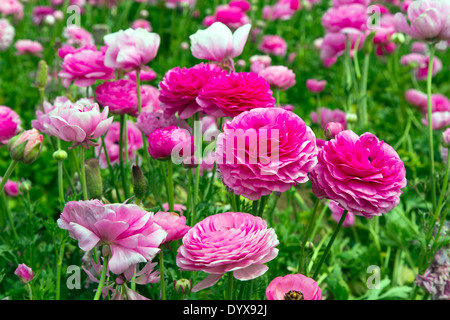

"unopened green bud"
[53,149,68,162]
[85,158,103,199]
[132,165,147,201]
[35,60,48,90]
[174,278,192,295]
[7,129,43,164]
[19,180,32,193]
[391,33,406,45]
[346,113,358,124]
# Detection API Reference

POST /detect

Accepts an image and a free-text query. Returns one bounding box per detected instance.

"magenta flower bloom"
[31,6,54,25]
[230,0,251,12]
[14,40,43,57]
[310,130,407,218]
[263,0,300,21]
[258,35,287,56]
[95,79,153,117]
[44,100,113,149]
[266,274,322,300]
[58,200,167,274]
[0,178,19,197]
[63,25,94,47]
[258,65,296,91]
[310,107,347,129]
[0,19,14,51]
[147,126,194,161]
[324,122,345,140]
[197,72,275,118]
[216,108,318,201]
[189,22,251,63]
[176,212,279,292]
[104,28,160,71]
[306,79,327,93]
[328,200,355,227]
[322,4,368,33]
[395,0,450,42]
[14,263,34,283]
[153,211,190,244]
[0,106,21,144]
[58,48,115,88]
[319,31,365,67]
[95,121,143,169]
[213,4,250,30]
[159,63,226,119]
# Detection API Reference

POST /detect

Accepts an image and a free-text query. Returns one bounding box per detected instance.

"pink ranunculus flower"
[328,200,355,227]
[0,19,15,51]
[32,6,55,25]
[422,111,450,130]
[216,107,318,201]
[249,55,271,73]
[321,4,368,33]
[324,122,345,140]
[131,19,152,32]
[266,274,322,300]
[14,264,34,283]
[58,48,115,88]
[400,53,442,81]
[189,22,251,65]
[147,126,194,161]
[14,40,43,57]
[197,72,275,118]
[44,100,113,149]
[63,25,94,47]
[126,66,157,82]
[319,31,365,67]
[162,203,186,214]
[95,121,143,169]
[405,89,450,114]
[258,65,296,91]
[95,79,152,117]
[7,129,43,164]
[32,97,69,135]
[0,178,19,197]
[0,0,24,21]
[57,43,97,59]
[0,106,21,144]
[442,128,450,148]
[159,62,226,119]
[258,35,287,56]
[153,211,190,244]
[262,0,300,21]
[309,130,407,218]
[411,41,428,53]
[141,85,161,112]
[306,79,327,93]
[213,4,251,30]
[136,110,179,136]
[395,0,450,42]
[57,200,167,275]
[310,107,347,129]
[176,212,279,292]
[104,28,160,71]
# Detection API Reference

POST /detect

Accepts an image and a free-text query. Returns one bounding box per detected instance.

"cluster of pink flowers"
[262,0,301,21]
[406,89,450,130]
[258,35,288,56]
[0,0,24,22]
[310,107,347,129]
[202,1,251,30]
[400,53,442,81]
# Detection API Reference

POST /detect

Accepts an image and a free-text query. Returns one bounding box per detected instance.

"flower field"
[0,0,450,302]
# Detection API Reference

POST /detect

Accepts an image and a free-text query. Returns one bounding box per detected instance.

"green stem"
[26,283,33,300]
[159,249,166,300]
[313,210,348,279]
[0,160,18,196]
[226,272,233,300]
[252,199,259,216]
[192,113,202,225]
[93,256,109,300]
[79,146,89,200]
[258,195,269,218]
[119,115,130,200]
[1,192,18,241]
[55,235,65,300]
[426,46,437,214]
[298,199,320,274]
[276,90,281,108]
[187,168,193,225]
[360,52,370,129]
[167,161,175,212]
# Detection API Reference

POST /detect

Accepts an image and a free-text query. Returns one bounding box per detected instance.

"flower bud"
[52,149,68,162]
[174,278,192,295]
[14,263,34,283]
[390,32,406,45]
[35,60,48,90]
[102,245,111,257]
[85,158,103,199]
[324,122,344,140]
[132,165,147,201]
[18,180,32,193]
[442,128,450,148]
[7,129,43,164]
[345,113,358,124]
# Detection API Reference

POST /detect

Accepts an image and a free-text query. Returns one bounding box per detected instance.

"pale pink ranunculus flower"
[104,28,160,71]
[131,19,152,32]
[162,203,187,214]
[63,25,94,47]
[14,264,34,283]
[216,107,318,201]
[310,107,347,129]
[176,212,279,292]
[0,106,21,144]
[0,19,15,51]
[0,0,24,21]
[95,121,143,169]
[14,40,43,57]
[258,35,287,56]
[258,65,296,91]
[310,130,407,218]
[306,79,327,93]
[405,89,450,114]
[328,200,355,227]
[395,0,450,42]
[32,97,69,136]
[44,100,113,149]
[400,52,442,80]
[153,211,190,244]
[58,48,115,88]
[189,22,251,64]
[57,200,167,274]
[266,274,322,300]
[422,111,450,130]
[249,55,271,73]
[136,110,179,136]
[321,4,368,33]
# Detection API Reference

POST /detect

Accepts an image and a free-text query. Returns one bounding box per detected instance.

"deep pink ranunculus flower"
[310,107,347,129]
[57,200,167,274]
[153,211,190,244]
[266,274,322,300]
[147,126,194,161]
[400,53,442,81]
[328,200,355,227]
[189,22,251,63]
[319,31,365,67]
[197,72,275,118]
[322,4,368,33]
[309,130,407,218]
[258,65,296,91]
[159,63,226,119]
[258,35,288,56]
[58,48,115,88]
[0,178,19,197]
[213,4,250,30]
[32,6,55,25]
[395,0,450,42]
[229,0,251,12]
[0,106,21,144]
[44,100,113,149]
[0,18,14,51]
[14,40,43,57]
[14,263,34,283]
[95,121,143,169]
[215,107,318,201]
[95,79,153,117]
[176,212,279,292]
[104,28,160,71]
